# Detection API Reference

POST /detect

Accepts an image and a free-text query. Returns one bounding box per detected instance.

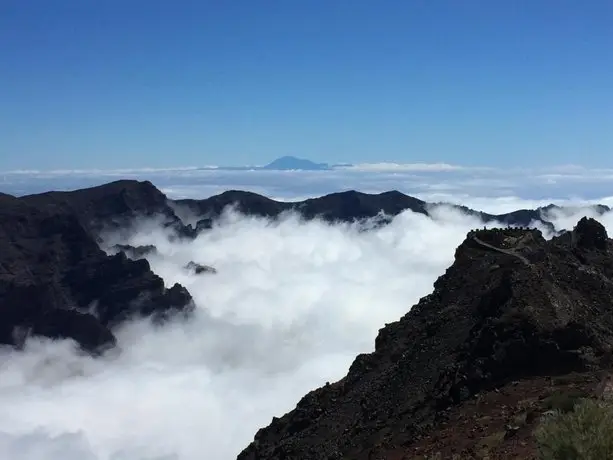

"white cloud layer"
[338,162,472,172]
[2,164,613,207]
[1,177,613,459]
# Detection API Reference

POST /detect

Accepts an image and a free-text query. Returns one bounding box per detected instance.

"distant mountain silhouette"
[196,156,340,171]
[174,188,611,236]
[262,156,330,171]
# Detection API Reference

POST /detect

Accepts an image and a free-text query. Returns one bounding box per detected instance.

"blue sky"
[1,0,612,170]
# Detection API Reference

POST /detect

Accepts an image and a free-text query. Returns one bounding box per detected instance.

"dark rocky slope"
[238,217,613,460]
[0,190,192,354]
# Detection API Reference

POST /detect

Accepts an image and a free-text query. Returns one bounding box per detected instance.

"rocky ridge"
[237,217,613,459]
[10,179,610,238]
[173,190,596,234]
[0,184,193,353]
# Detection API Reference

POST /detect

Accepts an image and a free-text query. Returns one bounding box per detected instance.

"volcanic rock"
[238,218,613,460]
[184,261,217,275]
[573,215,609,251]
[0,191,193,354]
[111,243,159,259]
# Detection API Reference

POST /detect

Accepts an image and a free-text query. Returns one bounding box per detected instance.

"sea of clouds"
[3,162,613,210]
[0,168,613,459]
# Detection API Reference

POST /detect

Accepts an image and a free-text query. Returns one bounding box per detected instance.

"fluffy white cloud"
[0,205,541,460]
[337,162,472,172]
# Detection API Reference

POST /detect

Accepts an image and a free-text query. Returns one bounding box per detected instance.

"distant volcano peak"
[262,156,330,171]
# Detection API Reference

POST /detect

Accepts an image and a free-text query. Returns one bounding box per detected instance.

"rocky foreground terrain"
[238,217,613,459]
[1,179,613,459]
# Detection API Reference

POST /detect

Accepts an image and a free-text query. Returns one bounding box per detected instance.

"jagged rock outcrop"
[111,243,159,259]
[238,217,613,460]
[573,215,609,251]
[0,191,193,354]
[110,245,217,275]
[184,261,217,275]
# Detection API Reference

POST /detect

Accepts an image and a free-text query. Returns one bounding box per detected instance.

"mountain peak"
[262,156,330,170]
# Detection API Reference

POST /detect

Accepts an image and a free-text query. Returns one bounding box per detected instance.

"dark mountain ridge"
[13,180,610,237]
[19,179,190,238]
[173,187,609,234]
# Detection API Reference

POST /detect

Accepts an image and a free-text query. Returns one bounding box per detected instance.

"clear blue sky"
[1,0,612,170]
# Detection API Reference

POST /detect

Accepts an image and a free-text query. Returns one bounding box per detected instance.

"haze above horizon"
[1,1,612,170]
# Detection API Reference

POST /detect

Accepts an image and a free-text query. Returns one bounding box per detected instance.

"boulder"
[184,261,217,275]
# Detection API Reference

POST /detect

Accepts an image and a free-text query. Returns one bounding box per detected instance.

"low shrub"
[535,398,613,459]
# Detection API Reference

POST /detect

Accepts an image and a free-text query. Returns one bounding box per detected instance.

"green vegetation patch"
[535,398,613,460]
[541,389,587,414]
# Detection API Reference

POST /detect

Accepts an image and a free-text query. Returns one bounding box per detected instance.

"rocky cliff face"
[0,186,193,354]
[237,217,613,459]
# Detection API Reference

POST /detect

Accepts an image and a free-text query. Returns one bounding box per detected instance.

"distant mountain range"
[198,156,351,171]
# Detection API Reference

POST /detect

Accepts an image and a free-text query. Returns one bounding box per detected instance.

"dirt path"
[472,235,531,266]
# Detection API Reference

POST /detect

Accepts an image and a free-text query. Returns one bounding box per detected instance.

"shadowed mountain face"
[171,189,430,228]
[237,217,613,459]
[13,179,609,238]
[20,179,194,239]
[0,188,193,354]
[174,189,608,234]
